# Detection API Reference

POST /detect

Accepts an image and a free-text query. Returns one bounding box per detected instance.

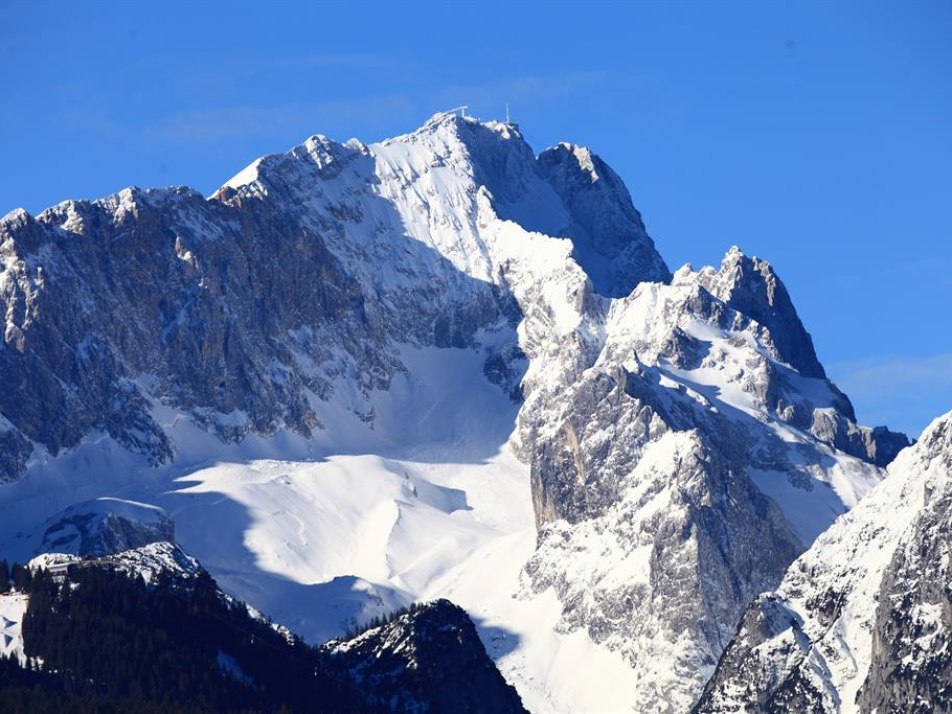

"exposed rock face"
[40,498,175,556]
[858,486,952,714]
[533,142,671,296]
[0,187,368,476]
[697,247,825,379]
[0,422,31,481]
[695,412,952,714]
[325,599,526,713]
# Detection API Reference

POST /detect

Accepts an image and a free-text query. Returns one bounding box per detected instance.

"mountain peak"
[1,207,33,228]
[530,140,670,295]
[547,142,600,182]
[699,245,826,378]
[723,244,745,261]
[394,110,527,152]
[325,599,527,713]
[213,111,668,296]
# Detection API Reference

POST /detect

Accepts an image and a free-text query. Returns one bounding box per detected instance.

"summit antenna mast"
[443,105,468,119]
[506,103,510,124]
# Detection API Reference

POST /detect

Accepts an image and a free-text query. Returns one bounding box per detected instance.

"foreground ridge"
[696,410,952,713]
[1,542,524,713]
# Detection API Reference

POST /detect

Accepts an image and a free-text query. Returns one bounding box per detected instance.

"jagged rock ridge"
[514,247,909,711]
[0,113,673,483]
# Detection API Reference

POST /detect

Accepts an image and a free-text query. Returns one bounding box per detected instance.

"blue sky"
[1,0,949,436]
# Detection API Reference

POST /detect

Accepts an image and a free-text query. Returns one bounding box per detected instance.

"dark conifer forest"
[0,563,365,712]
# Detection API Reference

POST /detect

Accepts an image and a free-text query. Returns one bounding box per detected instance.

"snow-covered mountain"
[0,541,205,670]
[0,111,917,711]
[29,540,205,584]
[0,113,668,485]
[695,409,952,713]
[516,245,913,711]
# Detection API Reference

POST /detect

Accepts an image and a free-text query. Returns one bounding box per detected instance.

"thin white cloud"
[141,95,419,143]
[139,72,617,145]
[428,71,615,114]
[830,352,952,438]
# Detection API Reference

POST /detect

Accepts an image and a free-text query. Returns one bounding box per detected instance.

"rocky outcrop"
[513,250,911,711]
[40,498,175,556]
[0,187,368,478]
[534,142,671,296]
[697,246,825,378]
[858,486,952,713]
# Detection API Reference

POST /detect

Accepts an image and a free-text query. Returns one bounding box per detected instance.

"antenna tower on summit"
[506,103,510,124]
[443,105,468,119]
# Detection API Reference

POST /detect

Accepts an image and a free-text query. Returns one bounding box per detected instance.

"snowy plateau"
[0,110,943,712]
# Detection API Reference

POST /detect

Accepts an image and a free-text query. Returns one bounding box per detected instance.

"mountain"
[324,599,526,713]
[515,245,910,711]
[0,113,669,485]
[694,410,952,713]
[0,543,525,713]
[0,544,362,712]
[0,111,913,711]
